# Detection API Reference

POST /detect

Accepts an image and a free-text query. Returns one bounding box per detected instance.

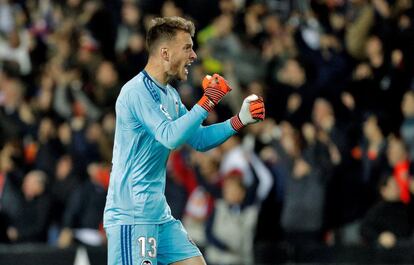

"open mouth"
[184,62,192,75]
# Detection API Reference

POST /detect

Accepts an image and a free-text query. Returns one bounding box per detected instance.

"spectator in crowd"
[360,174,414,249]
[183,150,222,251]
[345,0,374,60]
[92,61,121,112]
[50,155,80,237]
[267,58,312,126]
[279,121,332,249]
[52,65,101,121]
[205,170,259,265]
[0,78,34,142]
[0,28,32,75]
[400,90,414,161]
[385,136,412,205]
[0,141,22,243]
[35,117,64,179]
[7,170,50,243]
[355,113,389,215]
[0,139,24,191]
[220,134,273,202]
[57,162,107,248]
[117,31,148,82]
[115,1,144,54]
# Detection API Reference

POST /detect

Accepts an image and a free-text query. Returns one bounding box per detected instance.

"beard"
[166,60,187,83]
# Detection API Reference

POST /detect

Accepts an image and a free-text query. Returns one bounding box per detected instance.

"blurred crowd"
[0,0,414,264]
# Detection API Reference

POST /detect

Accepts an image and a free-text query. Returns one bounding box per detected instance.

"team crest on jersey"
[141,260,152,265]
[160,104,172,120]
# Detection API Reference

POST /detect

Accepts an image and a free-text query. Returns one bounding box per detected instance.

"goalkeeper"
[104,16,265,265]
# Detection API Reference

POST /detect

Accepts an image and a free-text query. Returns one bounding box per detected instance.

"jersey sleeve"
[175,96,237,152]
[187,121,236,152]
[126,83,209,150]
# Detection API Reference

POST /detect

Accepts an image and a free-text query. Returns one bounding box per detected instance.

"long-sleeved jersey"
[104,71,236,227]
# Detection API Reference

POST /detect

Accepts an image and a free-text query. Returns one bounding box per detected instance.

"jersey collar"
[142,70,167,94]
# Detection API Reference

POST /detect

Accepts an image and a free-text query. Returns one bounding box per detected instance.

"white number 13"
[138,237,157,258]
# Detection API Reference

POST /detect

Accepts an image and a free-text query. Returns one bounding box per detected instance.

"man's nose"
[190,49,197,60]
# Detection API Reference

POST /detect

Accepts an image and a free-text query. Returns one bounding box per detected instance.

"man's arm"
[185,94,266,152]
[127,75,229,150]
[186,121,236,152]
[127,89,207,149]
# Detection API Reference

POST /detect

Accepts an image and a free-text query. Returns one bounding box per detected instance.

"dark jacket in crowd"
[360,201,413,246]
[13,194,51,243]
[62,180,106,229]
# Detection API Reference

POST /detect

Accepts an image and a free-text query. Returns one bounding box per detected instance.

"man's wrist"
[230,115,245,131]
[197,95,215,112]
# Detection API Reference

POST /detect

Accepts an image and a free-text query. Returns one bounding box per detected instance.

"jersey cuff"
[226,119,239,134]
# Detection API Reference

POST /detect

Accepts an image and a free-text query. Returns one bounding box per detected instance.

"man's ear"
[161,47,169,61]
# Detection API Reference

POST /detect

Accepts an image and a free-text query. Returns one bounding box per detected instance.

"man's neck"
[144,58,168,85]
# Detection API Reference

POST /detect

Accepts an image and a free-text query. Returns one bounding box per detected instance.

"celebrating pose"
[104,16,265,265]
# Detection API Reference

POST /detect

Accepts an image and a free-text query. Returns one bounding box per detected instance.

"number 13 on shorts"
[138,236,157,258]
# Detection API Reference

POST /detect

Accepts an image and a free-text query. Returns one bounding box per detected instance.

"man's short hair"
[146,16,195,54]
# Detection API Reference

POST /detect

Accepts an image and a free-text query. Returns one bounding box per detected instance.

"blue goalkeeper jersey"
[104,71,236,227]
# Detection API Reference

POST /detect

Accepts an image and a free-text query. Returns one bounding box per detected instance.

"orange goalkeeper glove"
[230,94,265,131]
[197,74,232,112]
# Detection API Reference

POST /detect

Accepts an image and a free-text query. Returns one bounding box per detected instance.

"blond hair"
[146,16,195,54]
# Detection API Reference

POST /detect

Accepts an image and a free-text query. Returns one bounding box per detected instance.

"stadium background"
[0,0,414,264]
